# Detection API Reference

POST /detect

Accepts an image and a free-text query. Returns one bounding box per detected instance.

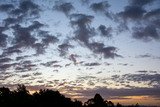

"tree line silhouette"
[0,85,140,107]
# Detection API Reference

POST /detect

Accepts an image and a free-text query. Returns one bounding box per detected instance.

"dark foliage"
[0,85,140,107]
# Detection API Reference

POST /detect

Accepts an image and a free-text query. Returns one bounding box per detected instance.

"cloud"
[53,64,62,68]
[2,46,22,56]
[69,54,77,65]
[118,6,146,20]
[19,0,41,17]
[137,70,148,73]
[136,54,151,58]
[84,62,101,66]
[0,72,15,80]
[32,43,45,55]
[0,26,8,47]
[118,63,128,66]
[144,8,160,19]
[15,60,37,72]
[65,63,71,67]
[3,17,23,27]
[33,72,42,76]
[0,4,14,12]
[70,14,120,59]
[11,21,44,51]
[70,13,95,46]
[89,42,122,58]
[80,0,90,4]
[21,74,31,78]
[129,0,155,7]
[16,55,30,61]
[98,25,112,37]
[28,21,44,30]
[112,73,160,88]
[90,1,110,13]
[132,25,159,41]
[41,61,59,67]
[116,0,160,41]
[12,24,37,48]
[74,87,160,100]
[58,43,73,56]
[0,63,18,71]
[42,34,59,46]
[0,33,8,47]
[0,58,12,64]
[54,2,74,16]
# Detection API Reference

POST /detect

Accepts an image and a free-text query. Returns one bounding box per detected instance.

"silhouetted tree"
[84,93,108,107]
[0,85,141,107]
[116,103,122,107]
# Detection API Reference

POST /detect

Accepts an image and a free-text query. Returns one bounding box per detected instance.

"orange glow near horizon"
[109,96,160,106]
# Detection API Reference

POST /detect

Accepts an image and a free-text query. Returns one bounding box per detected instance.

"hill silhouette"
[0,84,140,107]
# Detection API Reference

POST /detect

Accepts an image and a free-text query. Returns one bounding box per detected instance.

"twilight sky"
[0,0,160,106]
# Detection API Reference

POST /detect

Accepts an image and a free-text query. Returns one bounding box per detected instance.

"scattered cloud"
[90,1,110,13]
[98,25,112,37]
[54,1,74,16]
[0,4,14,12]
[84,62,101,66]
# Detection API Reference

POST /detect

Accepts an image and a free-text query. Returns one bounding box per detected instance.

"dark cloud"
[129,0,155,7]
[132,25,159,41]
[118,0,155,21]
[37,80,44,83]
[70,13,95,45]
[65,63,71,67]
[80,0,90,4]
[33,72,42,76]
[53,69,59,72]
[15,60,37,72]
[137,70,148,73]
[90,1,110,13]
[53,64,62,68]
[0,58,12,64]
[87,80,95,86]
[21,74,31,78]
[0,72,15,80]
[118,6,146,20]
[41,61,59,67]
[84,62,100,66]
[0,33,8,47]
[2,46,22,56]
[118,63,128,66]
[33,43,45,55]
[137,54,151,58]
[54,2,74,16]
[0,63,18,71]
[3,17,22,27]
[28,21,44,30]
[144,8,160,19]
[58,43,73,56]
[70,14,120,58]
[74,87,160,99]
[19,0,41,17]
[42,34,59,46]
[10,21,44,51]
[69,54,77,65]
[12,24,37,48]
[0,4,14,12]
[116,0,160,42]
[10,8,23,16]
[16,55,30,61]
[89,42,122,58]
[112,73,160,88]
[98,25,112,37]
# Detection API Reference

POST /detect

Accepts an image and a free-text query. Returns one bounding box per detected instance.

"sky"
[0,0,160,106]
